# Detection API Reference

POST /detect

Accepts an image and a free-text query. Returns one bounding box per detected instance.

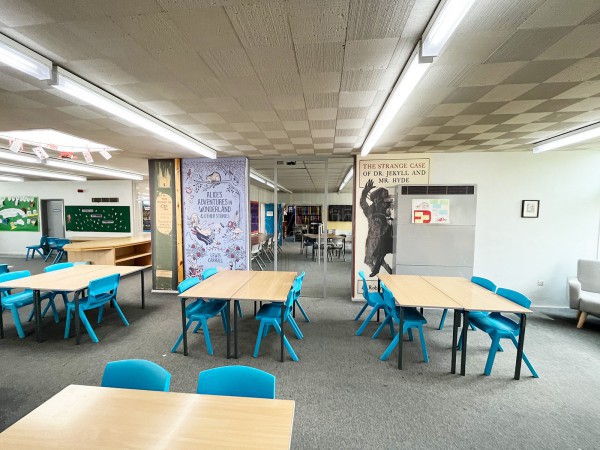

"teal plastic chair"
[373,281,429,363]
[170,276,228,355]
[0,264,8,275]
[355,271,387,336]
[292,271,310,322]
[465,288,539,377]
[64,273,128,343]
[52,239,70,264]
[26,262,75,323]
[258,274,304,341]
[438,276,496,330]
[44,237,58,262]
[0,271,58,339]
[197,365,275,399]
[101,359,171,392]
[253,282,301,361]
[25,236,47,261]
[202,268,242,319]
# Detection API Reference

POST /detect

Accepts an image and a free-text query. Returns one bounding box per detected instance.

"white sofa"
[568,259,600,328]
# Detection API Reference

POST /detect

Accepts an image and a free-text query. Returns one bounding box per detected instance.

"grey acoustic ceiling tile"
[521,0,600,28]
[343,38,398,70]
[459,102,507,115]
[304,93,339,109]
[501,60,576,84]
[478,84,538,102]
[459,62,527,87]
[288,0,348,43]
[564,110,600,123]
[277,109,308,121]
[339,90,377,108]
[236,96,273,111]
[502,112,553,124]
[189,112,225,124]
[226,1,290,48]
[491,100,545,115]
[201,48,255,78]
[256,121,284,131]
[486,27,573,63]
[268,95,306,111]
[525,99,581,113]
[536,24,600,60]
[445,115,485,126]
[295,42,344,73]
[546,57,600,82]
[300,72,341,94]
[341,69,385,92]
[471,114,514,125]
[247,110,279,122]
[307,108,338,121]
[167,7,240,51]
[347,0,415,40]
[559,97,600,112]
[553,80,600,99]
[220,76,266,98]
[442,86,495,104]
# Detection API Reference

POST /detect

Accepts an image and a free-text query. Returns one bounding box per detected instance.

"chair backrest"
[0,264,8,275]
[294,272,305,293]
[0,270,31,297]
[577,259,600,293]
[496,288,532,309]
[178,277,200,294]
[39,235,48,246]
[358,271,370,303]
[471,276,497,293]
[202,267,218,280]
[87,273,120,307]
[46,237,58,247]
[196,365,275,399]
[44,262,74,273]
[101,359,171,392]
[379,281,398,320]
[55,238,71,249]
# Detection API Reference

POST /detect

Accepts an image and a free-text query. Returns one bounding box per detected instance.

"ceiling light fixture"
[0,164,86,181]
[0,33,52,80]
[532,122,600,153]
[0,149,41,164]
[338,166,354,192]
[250,169,292,194]
[422,0,477,57]
[361,48,432,157]
[0,174,24,182]
[51,68,217,159]
[44,159,144,180]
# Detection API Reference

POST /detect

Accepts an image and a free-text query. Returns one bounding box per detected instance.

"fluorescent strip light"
[45,159,143,180]
[361,49,431,157]
[0,174,24,182]
[52,68,217,159]
[0,164,86,181]
[338,166,354,192]
[250,169,292,193]
[532,122,600,153]
[422,0,477,57]
[0,33,52,80]
[250,171,265,183]
[0,149,41,164]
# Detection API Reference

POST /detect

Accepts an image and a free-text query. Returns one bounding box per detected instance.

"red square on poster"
[413,210,431,223]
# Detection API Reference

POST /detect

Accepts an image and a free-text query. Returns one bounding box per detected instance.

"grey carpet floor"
[1,255,599,449]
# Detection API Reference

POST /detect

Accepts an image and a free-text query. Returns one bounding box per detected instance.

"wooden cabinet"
[64,236,152,266]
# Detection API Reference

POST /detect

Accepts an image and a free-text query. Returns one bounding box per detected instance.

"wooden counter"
[63,235,151,266]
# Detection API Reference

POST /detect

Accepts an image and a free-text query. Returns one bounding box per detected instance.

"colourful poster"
[0,197,39,231]
[182,157,249,277]
[412,199,450,224]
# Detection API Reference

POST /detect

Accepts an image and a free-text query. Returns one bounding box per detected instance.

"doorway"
[41,199,65,238]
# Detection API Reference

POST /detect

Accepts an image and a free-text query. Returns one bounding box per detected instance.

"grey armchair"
[568,259,600,328]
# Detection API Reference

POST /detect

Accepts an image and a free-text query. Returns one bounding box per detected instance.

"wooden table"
[422,276,532,380]
[0,384,296,449]
[301,233,345,261]
[63,235,151,266]
[178,270,296,362]
[0,264,149,343]
[378,274,463,372]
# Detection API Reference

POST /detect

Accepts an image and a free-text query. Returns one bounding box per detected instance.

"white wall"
[0,180,136,256]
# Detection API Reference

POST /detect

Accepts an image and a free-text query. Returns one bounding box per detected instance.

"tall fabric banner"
[149,159,179,291]
[352,155,431,300]
[182,157,249,277]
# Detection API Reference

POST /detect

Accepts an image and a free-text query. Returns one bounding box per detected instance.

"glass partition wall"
[249,157,353,300]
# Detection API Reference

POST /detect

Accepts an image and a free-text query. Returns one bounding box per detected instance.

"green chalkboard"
[65,206,131,232]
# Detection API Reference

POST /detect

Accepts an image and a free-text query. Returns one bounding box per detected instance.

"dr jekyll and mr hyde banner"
[182,157,249,277]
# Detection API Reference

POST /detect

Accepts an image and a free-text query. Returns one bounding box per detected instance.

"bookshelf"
[250,201,259,234]
[295,205,321,226]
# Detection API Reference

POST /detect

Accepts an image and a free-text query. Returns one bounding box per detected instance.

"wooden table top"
[0,384,295,450]
[378,274,462,309]
[233,271,297,303]
[0,265,145,292]
[178,270,256,300]
[63,235,150,251]
[422,276,532,314]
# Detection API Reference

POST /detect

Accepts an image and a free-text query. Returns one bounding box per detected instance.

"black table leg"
[451,309,459,374]
[515,313,527,380]
[460,310,469,376]
[74,290,81,345]
[34,289,43,342]
[254,302,257,316]
[293,302,296,318]
[377,309,380,322]
[398,307,404,370]
[226,300,231,359]
[180,298,188,356]
[281,302,285,363]
[234,300,238,359]
[0,303,3,339]
[140,270,145,309]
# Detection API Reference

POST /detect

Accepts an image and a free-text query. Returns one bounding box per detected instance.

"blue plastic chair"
[253,282,301,361]
[355,271,387,336]
[170,276,228,355]
[258,275,304,341]
[0,264,8,275]
[372,281,429,363]
[64,273,128,343]
[101,359,171,392]
[0,271,58,338]
[292,271,310,322]
[52,238,71,264]
[25,236,47,261]
[44,237,58,262]
[465,288,539,377]
[197,365,275,399]
[202,268,243,319]
[438,276,496,330]
[26,262,75,324]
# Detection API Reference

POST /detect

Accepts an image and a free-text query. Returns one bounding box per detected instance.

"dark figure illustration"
[360,179,393,277]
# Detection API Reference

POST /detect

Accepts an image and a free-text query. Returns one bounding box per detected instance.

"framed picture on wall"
[521,200,539,218]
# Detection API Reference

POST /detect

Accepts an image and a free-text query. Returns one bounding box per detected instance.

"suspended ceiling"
[0,0,598,174]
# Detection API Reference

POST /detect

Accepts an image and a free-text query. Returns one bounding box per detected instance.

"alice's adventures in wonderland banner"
[182,157,249,277]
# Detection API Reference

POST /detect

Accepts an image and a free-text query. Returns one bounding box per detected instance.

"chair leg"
[64,309,72,339]
[97,305,104,324]
[483,335,501,375]
[9,306,26,339]
[200,317,214,356]
[295,299,310,322]
[220,309,228,332]
[47,298,59,323]
[380,332,400,361]
[236,301,243,319]
[509,335,539,378]
[79,309,99,343]
[407,328,414,342]
[371,315,392,339]
[577,311,588,328]
[354,303,368,321]
[356,307,378,336]
[253,321,266,357]
[263,324,270,337]
[417,325,429,363]
[193,322,203,333]
[171,319,194,352]
[288,316,304,339]
[111,300,129,326]
[272,321,299,362]
[438,308,448,330]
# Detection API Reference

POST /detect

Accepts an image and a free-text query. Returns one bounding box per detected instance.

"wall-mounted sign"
[358,158,430,188]
[412,199,450,224]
